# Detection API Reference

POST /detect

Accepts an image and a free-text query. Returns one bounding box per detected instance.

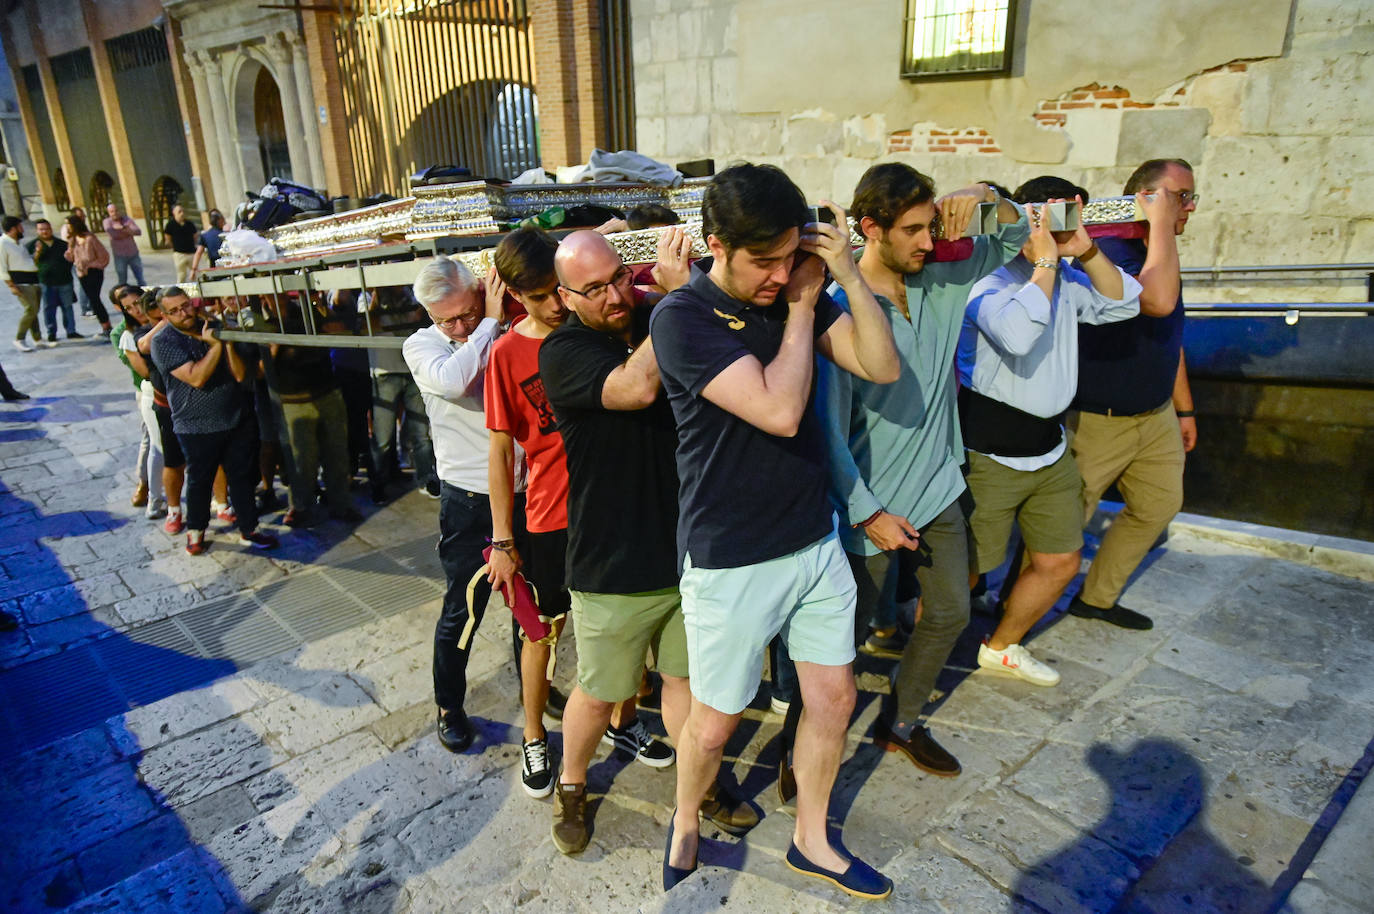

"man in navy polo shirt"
[651,163,900,899]
[1068,159,1199,629]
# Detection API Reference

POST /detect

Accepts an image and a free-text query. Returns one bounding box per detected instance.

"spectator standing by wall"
[65,214,112,333]
[2,216,45,351]
[163,205,199,283]
[104,203,145,286]
[60,206,93,316]
[28,219,81,343]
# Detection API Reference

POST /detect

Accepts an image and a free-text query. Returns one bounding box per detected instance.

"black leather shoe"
[2,390,29,401]
[874,722,961,776]
[437,708,474,753]
[1068,595,1153,630]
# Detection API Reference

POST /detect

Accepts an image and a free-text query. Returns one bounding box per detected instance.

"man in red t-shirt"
[485,227,573,799]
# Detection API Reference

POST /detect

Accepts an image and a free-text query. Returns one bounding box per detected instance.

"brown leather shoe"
[131,482,148,507]
[552,781,589,854]
[700,781,759,834]
[873,722,961,777]
[777,757,797,804]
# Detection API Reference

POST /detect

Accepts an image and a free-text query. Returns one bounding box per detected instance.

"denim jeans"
[113,253,145,286]
[40,283,76,338]
[370,371,435,486]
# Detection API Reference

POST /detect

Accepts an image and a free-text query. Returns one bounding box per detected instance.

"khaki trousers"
[1067,403,1185,607]
[13,283,41,342]
[173,252,194,282]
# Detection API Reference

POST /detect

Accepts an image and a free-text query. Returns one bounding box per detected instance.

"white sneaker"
[11,339,33,352]
[977,642,1061,686]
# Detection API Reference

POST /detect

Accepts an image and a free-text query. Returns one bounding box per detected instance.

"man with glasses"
[1065,158,1200,630]
[403,255,510,753]
[149,287,277,555]
[539,231,755,854]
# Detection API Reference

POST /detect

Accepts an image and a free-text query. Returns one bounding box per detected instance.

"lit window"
[901,0,1015,79]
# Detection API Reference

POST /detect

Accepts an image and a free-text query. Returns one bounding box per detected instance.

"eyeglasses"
[1157,188,1201,206]
[561,265,633,302]
[429,310,480,329]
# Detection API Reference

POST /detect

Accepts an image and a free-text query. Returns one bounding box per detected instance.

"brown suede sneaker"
[552,781,589,854]
[700,781,760,834]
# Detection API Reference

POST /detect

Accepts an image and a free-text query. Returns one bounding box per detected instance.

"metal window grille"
[599,0,636,150]
[50,48,96,85]
[106,27,171,74]
[901,0,1015,79]
[333,0,541,194]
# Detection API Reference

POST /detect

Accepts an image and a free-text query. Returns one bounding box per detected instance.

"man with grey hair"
[403,255,507,752]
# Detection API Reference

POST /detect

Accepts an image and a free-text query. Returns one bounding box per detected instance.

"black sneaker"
[602,718,675,769]
[66,332,85,339]
[521,737,554,798]
[1067,595,1153,630]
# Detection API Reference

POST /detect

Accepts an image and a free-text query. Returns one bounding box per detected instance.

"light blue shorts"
[680,531,857,714]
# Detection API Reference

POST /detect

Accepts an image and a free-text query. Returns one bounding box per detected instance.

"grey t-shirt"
[150,326,243,434]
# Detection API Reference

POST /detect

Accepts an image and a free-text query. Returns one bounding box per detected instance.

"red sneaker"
[163,513,184,535]
[185,532,208,556]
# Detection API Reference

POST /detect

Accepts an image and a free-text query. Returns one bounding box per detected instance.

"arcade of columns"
[184,29,327,205]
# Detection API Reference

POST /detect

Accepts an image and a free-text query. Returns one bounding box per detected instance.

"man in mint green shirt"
[817,164,1027,776]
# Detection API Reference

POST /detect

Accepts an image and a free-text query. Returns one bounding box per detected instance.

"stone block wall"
[630,0,1374,302]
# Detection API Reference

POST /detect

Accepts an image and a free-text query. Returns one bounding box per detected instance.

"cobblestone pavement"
[1,262,1372,913]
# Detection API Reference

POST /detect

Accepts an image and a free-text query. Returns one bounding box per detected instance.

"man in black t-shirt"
[649,165,900,898]
[162,204,199,282]
[1068,159,1200,631]
[539,231,757,856]
[150,287,277,555]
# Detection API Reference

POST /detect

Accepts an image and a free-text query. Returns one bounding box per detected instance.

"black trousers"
[177,412,259,534]
[434,484,527,711]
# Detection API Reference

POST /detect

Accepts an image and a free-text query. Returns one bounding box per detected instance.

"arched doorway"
[53,167,70,210]
[88,170,116,223]
[232,57,291,192]
[146,175,183,250]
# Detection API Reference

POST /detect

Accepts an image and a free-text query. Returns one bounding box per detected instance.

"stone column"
[22,0,83,208]
[288,33,327,190]
[79,0,144,218]
[263,32,308,186]
[200,52,245,203]
[185,52,226,211]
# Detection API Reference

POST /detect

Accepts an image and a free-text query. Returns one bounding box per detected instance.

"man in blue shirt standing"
[1067,159,1199,629]
[651,164,899,899]
[957,177,1141,687]
[818,164,1027,777]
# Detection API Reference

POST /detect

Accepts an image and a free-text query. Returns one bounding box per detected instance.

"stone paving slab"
[3,272,1374,913]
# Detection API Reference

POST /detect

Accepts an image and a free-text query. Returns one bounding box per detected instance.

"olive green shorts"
[569,586,689,703]
[966,449,1084,573]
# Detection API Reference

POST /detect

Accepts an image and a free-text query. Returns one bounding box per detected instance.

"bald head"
[555,230,634,336]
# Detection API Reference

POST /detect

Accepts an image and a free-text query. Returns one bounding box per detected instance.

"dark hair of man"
[1123,158,1193,195]
[209,209,226,229]
[701,163,809,252]
[108,284,128,308]
[34,218,50,228]
[67,214,91,237]
[493,225,558,292]
[1,216,21,233]
[1013,176,1090,205]
[850,163,937,234]
[979,180,1014,201]
[625,203,680,230]
[158,286,188,306]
